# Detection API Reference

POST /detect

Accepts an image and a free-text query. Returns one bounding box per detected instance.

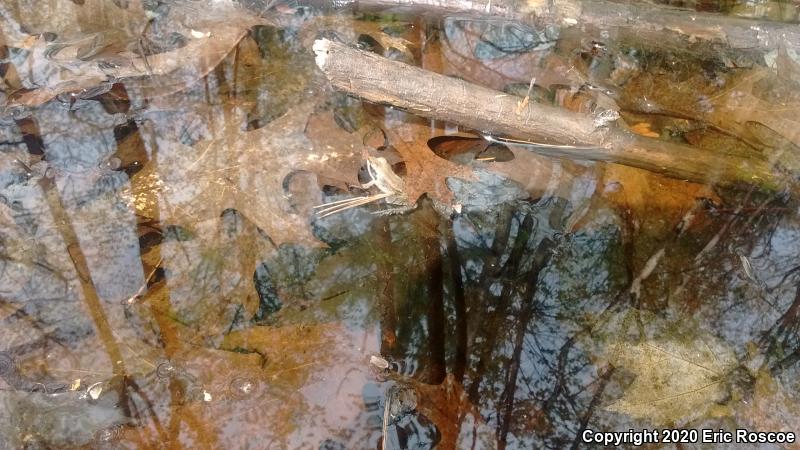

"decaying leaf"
[606,335,738,425]
[4,2,265,108]
[385,121,476,208]
[152,211,268,332]
[708,67,800,151]
[129,101,364,247]
[622,58,800,156]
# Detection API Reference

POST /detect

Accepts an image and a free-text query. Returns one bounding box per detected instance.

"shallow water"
[1,1,799,449]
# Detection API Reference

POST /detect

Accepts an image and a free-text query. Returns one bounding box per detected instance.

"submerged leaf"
[113,327,377,450]
[606,335,738,425]
[384,122,476,209]
[0,390,126,448]
[131,101,364,247]
[5,3,265,108]
[711,67,800,150]
[155,211,267,331]
[623,63,800,156]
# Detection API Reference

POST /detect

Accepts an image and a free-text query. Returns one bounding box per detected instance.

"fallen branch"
[317,0,799,54]
[569,0,799,53]
[313,38,780,188]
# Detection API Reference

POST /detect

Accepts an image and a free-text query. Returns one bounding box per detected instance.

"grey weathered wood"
[311,0,798,54]
[313,38,780,188]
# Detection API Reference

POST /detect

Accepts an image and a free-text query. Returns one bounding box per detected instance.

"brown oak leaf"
[384,121,476,207]
[130,101,364,247]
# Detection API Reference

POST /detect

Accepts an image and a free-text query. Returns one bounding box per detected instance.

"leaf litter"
[2,1,266,109]
[2,1,800,448]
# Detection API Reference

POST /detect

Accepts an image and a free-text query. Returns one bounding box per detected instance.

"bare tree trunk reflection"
[569,367,614,450]
[32,139,131,413]
[468,209,533,404]
[423,225,446,384]
[137,120,194,446]
[497,237,555,450]
[375,216,399,354]
[444,220,468,383]
[765,280,800,375]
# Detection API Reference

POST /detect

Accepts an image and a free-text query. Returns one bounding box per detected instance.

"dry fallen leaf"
[630,122,660,138]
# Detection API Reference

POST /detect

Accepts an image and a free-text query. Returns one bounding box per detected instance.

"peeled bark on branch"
[316,0,799,54]
[568,0,799,53]
[313,38,779,188]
